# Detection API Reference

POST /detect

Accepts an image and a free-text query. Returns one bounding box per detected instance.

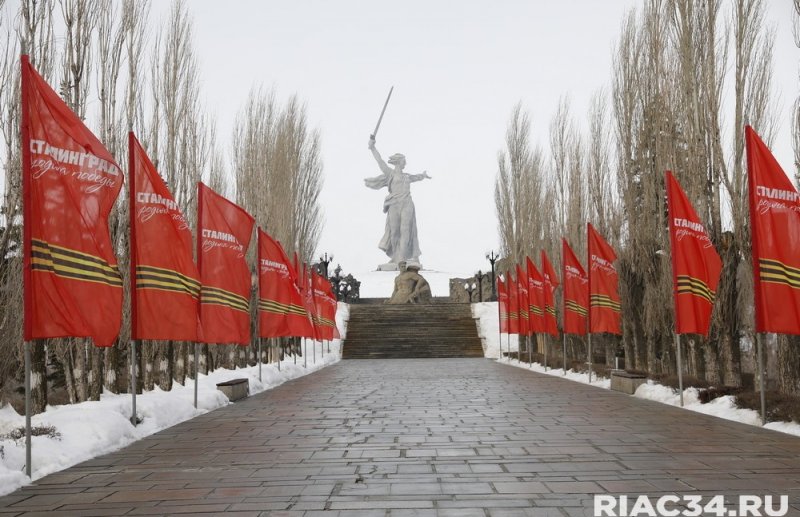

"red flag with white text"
[198,183,254,345]
[541,250,560,336]
[588,223,621,335]
[562,239,588,335]
[507,270,519,335]
[497,276,509,334]
[516,264,530,335]
[666,171,722,336]
[313,270,337,340]
[746,126,800,334]
[130,133,200,341]
[21,55,122,347]
[257,228,297,338]
[525,257,545,334]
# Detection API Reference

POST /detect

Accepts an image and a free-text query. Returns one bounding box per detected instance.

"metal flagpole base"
[674,333,684,407]
[258,339,262,382]
[130,341,138,426]
[25,341,32,478]
[544,335,548,371]
[757,333,767,425]
[587,334,593,384]
[193,342,199,409]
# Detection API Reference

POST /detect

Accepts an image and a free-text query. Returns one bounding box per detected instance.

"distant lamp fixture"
[475,270,485,303]
[464,281,476,303]
[486,250,499,301]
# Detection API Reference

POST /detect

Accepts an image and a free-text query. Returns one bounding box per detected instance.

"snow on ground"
[634,382,800,437]
[474,301,800,438]
[0,303,350,497]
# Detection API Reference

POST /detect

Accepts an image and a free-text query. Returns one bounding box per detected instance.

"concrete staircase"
[343,303,485,359]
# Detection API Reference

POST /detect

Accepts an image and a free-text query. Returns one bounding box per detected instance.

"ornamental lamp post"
[486,250,499,301]
[475,270,484,302]
[464,282,476,303]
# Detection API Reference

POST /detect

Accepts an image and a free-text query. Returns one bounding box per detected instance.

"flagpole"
[674,333,684,407]
[193,342,199,409]
[21,54,33,480]
[544,334,548,371]
[587,333,593,384]
[304,338,307,368]
[257,339,262,382]
[24,340,32,478]
[528,335,532,367]
[757,333,767,425]
[130,341,138,425]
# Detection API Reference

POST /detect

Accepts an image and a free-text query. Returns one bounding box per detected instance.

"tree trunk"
[200,344,209,375]
[157,341,174,391]
[142,341,155,391]
[72,339,88,402]
[61,343,77,404]
[88,346,103,400]
[104,344,122,394]
[30,340,48,414]
[173,342,186,385]
[777,335,800,396]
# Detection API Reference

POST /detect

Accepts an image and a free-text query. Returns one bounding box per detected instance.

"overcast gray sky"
[149,1,799,283]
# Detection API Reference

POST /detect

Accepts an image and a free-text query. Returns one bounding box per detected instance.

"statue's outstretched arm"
[409,170,432,182]
[368,137,392,175]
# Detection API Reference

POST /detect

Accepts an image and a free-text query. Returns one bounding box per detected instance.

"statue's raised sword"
[370,86,394,143]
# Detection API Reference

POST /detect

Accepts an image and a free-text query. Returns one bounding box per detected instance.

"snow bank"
[477,302,800,438]
[634,381,800,437]
[0,303,349,497]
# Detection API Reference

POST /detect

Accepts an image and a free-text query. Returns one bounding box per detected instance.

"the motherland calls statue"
[364,136,431,270]
[386,261,433,304]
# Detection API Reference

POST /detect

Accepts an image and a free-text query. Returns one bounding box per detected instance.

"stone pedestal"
[610,370,647,395]
[377,261,423,272]
[216,378,249,401]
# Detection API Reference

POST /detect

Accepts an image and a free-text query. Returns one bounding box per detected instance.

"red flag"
[21,55,122,347]
[312,270,337,340]
[515,264,530,335]
[284,261,314,339]
[129,133,200,341]
[525,257,546,333]
[257,228,294,338]
[746,126,800,334]
[666,171,722,336]
[541,250,559,336]
[197,183,254,345]
[588,223,621,335]
[301,263,320,339]
[497,276,509,334]
[562,238,588,335]
[507,270,519,334]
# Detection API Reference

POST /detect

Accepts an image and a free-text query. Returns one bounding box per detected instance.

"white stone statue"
[365,136,431,270]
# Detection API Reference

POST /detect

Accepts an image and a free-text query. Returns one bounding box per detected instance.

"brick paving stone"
[0,358,798,515]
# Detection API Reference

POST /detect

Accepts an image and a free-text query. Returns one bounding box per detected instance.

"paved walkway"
[1,359,799,516]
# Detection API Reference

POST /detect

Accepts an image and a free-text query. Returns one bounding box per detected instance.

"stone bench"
[610,370,647,395]
[216,378,249,401]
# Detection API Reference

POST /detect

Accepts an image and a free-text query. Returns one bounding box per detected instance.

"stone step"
[342,302,483,359]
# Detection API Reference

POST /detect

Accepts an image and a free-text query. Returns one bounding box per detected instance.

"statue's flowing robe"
[364,171,423,263]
